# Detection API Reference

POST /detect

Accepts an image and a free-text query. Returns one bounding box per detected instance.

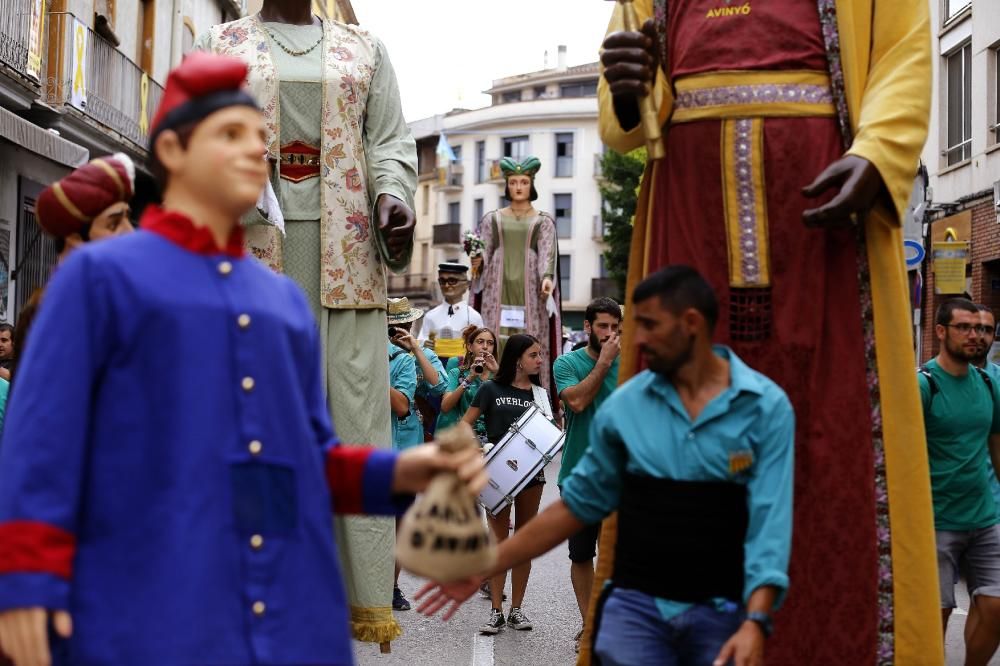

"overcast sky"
[353,0,614,123]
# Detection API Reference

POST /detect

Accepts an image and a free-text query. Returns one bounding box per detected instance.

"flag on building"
[436,134,458,185]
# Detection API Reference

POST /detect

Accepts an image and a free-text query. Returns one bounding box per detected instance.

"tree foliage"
[599,147,646,300]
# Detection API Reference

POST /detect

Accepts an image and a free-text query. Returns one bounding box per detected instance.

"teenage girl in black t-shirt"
[463,334,547,635]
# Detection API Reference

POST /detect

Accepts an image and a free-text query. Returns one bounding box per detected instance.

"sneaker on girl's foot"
[392,586,411,611]
[507,607,533,631]
[480,608,505,635]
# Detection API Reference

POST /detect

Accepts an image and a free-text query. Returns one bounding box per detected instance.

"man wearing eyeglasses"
[973,305,999,375]
[919,298,1000,666]
[974,306,1000,515]
[419,262,484,366]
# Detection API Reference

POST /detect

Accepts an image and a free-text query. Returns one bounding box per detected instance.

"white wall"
[151,0,177,82]
[413,177,438,278]
[114,0,139,66]
[189,0,230,42]
[65,0,96,24]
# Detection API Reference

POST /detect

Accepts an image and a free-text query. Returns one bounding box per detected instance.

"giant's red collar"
[140,205,245,258]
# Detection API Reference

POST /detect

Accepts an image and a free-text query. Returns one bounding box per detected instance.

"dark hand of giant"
[378,194,415,262]
[801,155,886,229]
[601,18,658,132]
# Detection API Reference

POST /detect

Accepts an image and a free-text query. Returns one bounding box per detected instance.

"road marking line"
[471,632,494,666]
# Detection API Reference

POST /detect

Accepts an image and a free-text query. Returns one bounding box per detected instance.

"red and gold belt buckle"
[279,141,321,182]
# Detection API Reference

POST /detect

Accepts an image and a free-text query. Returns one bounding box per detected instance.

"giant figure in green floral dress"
[471,157,562,405]
[195,0,417,646]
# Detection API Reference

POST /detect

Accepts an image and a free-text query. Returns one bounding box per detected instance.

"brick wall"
[919,198,997,363]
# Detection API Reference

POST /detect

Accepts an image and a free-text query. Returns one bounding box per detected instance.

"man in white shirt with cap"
[420,262,484,367]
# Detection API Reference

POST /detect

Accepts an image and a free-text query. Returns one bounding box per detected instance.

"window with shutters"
[945,42,972,165]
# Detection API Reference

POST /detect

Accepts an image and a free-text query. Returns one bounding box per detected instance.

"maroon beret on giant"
[36,153,135,239]
[149,51,258,146]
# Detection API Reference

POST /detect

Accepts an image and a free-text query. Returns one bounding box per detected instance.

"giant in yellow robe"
[583,0,937,664]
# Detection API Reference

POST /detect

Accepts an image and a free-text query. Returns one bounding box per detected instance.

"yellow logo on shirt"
[706,1,752,18]
[729,450,754,475]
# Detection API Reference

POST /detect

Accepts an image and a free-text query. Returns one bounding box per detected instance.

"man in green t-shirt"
[919,298,1000,665]
[553,297,622,647]
[973,304,1000,522]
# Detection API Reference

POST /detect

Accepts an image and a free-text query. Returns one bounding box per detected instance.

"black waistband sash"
[613,472,749,603]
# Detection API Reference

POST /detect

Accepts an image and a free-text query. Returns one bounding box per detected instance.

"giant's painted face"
[506,174,533,203]
[161,106,268,219]
[438,271,469,300]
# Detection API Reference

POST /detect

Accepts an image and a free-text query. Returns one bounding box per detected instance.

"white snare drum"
[478,404,565,517]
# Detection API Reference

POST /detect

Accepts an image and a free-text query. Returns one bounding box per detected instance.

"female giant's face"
[507,175,532,203]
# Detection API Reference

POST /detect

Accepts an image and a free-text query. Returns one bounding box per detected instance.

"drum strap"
[531,384,554,421]
[613,473,748,603]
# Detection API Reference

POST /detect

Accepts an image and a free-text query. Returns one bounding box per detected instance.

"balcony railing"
[0,0,39,81]
[591,277,620,300]
[435,162,464,191]
[433,223,462,245]
[43,13,164,149]
[388,272,432,297]
[943,137,971,166]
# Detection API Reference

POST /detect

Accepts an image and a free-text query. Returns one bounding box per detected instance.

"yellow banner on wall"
[932,240,969,295]
[70,17,88,110]
[25,0,45,80]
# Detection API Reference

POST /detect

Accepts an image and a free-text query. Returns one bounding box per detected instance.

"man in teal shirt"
[417,266,795,665]
[388,298,447,452]
[387,297,447,611]
[388,336,417,453]
[973,304,1000,517]
[918,298,1000,666]
[553,297,622,645]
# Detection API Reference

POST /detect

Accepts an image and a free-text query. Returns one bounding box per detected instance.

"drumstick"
[612,0,665,160]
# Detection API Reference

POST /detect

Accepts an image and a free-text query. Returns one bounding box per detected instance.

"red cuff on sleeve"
[325,446,375,514]
[0,521,76,579]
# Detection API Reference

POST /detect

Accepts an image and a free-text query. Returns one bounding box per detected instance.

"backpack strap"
[918,364,995,409]
[974,366,995,403]
[918,365,939,407]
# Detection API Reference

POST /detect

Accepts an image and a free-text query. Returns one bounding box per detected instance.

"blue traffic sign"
[903,239,925,268]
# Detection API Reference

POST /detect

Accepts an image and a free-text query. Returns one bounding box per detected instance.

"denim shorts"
[594,588,744,666]
[936,524,1000,607]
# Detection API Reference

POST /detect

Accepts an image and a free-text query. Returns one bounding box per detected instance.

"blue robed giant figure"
[0,52,484,666]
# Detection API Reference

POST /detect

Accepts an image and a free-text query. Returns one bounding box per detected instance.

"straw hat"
[387,297,424,325]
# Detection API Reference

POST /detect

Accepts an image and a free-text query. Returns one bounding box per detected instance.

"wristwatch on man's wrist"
[746,611,773,638]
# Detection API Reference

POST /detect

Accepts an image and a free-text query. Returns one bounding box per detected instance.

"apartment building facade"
[407,54,612,328]
[0,0,249,323]
[918,0,1000,360]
